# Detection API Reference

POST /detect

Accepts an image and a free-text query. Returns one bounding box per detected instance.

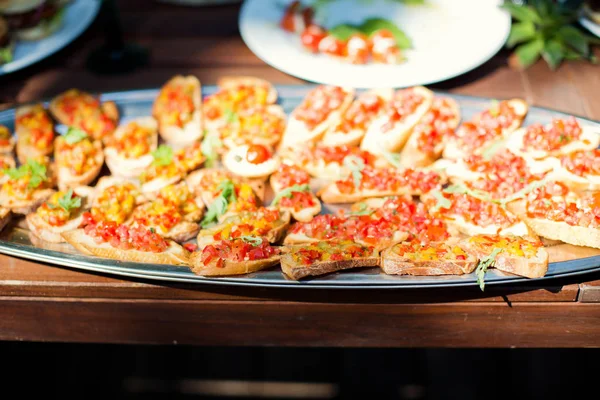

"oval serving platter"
[0,86,599,289]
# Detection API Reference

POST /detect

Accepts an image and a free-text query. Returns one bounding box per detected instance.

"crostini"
[547,149,600,191]
[62,222,189,266]
[506,181,600,249]
[463,235,549,279]
[506,117,600,160]
[54,128,104,190]
[197,207,291,249]
[15,104,54,164]
[0,124,15,154]
[129,182,204,243]
[398,97,461,167]
[318,165,444,203]
[270,164,321,222]
[280,85,354,148]
[104,117,159,179]
[222,143,280,181]
[138,145,185,195]
[360,86,434,155]
[26,189,86,243]
[381,238,478,276]
[218,105,286,150]
[189,237,281,276]
[0,159,55,215]
[321,88,394,147]
[85,180,142,225]
[152,75,203,147]
[49,89,118,140]
[280,240,379,280]
[442,98,528,160]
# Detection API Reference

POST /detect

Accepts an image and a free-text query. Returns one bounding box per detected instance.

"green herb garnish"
[271,184,311,206]
[152,145,174,167]
[382,151,402,169]
[56,189,81,212]
[430,190,452,213]
[63,127,88,145]
[224,108,239,124]
[443,184,490,203]
[200,180,237,228]
[4,159,48,189]
[476,247,503,291]
[201,130,223,168]
[349,202,375,216]
[481,137,507,161]
[240,236,263,246]
[343,155,365,189]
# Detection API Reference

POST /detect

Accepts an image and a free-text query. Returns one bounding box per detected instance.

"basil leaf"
[476,247,503,291]
[430,190,451,213]
[152,145,174,167]
[224,108,239,124]
[240,236,263,246]
[343,155,365,189]
[63,127,88,145]
[497,178,547,206]
[515,37,544,68]
[57,189,82,212]
[201,131,222,168]
[271,184,311,206]
[329,24,361,41]
[382,151,402,169]
[200,180,237,228]
[360,18,412,49]
[506,21,536,48]
[443,184,490,203]
[349,202,375,216]
[500,3,542,24]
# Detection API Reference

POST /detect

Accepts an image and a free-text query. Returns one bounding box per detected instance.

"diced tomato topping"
[346,33,370,64]
[318,35,347,58]
[370,29,402,64]
[381,89,425,132]
[522,117,582,152]
[301,24,327,53]
[293,86,348,131]
[200,238,279,266]
[336,91,387,133]
[83,219,170,253]
[291,240,373,266]
[154,81,196,128]
[560,149,600,176]
[279,191,316,211]
[299,144,378,166]
[55,90,116,139]
[15,105,54,151]
[335,166,442,194]
[0,125,11,146]
[413,97,458,155]
[393,239,468,261]
[273,164,311,189]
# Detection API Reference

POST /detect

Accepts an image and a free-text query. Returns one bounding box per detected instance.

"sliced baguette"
[55,138,104,190]
[62,229,190,265]
[189,252,281,276]
[217,76,278,104]
[26,212,84,243]
[0,188,55,215]
[360,86,434,156]
[15,104,54,164]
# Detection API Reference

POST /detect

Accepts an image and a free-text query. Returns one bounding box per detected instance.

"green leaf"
[343,155,366,189]
[328,24,361,41]
[542,39,565,70]
[240,236,263,246]
[200,180,237,228]
[476,247,503,291]
[557,25,589,55]
[481,136,507,160]
[223,108,239,124]
[443,184,491,203]
[500,3,542,24]
[430,190,451,213]
[514,37,544,68]
[201,131,222,168]
[348,202,375,216]
[0,45,13,64]
[359,18,412,49]
[63,127,88,145]
[56,189,82,212]
[506,21,537,48]
[271,184,311,206]
[151,145,173,167]
[497,178,547,206]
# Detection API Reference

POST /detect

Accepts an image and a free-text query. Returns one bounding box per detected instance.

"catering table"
[1,1,599,348]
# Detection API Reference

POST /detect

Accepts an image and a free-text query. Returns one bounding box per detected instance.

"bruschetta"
[443,98,528,160]
[546,149,600,191]
[54,128,104,190]
[85,180,142,225]
[62,223,190,266]
[506,117,600,160]
[318,165,444,203]
[280,240,379,280]
[197,207,291,249]
[222,143,280,181]
[0,124,15,154]
[152,75,203,147]
[360,86,434,155]
[0,159,55,215]
[381,238,478,276]
[139,145,185,195]
[463,234,549,279]
[128,182,204,243]
[280,85,354,148]
[49,89,118,140]
[26,189,86,243]
[189,237,281,276]
[321,88,394,147]
[104,117,159,179]
[15,104,54,164]
[398,97,461,167]
[506,181,600,249]
[218,105,286,149]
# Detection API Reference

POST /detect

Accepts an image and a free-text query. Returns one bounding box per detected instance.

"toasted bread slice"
[280,86,354,149]
[153,75,203,148]
[443,99,528,160]
[462,235,549,279]
[280,240,379,280]
[62,229,190,265]
[0,207,11,232]
[15,104,54,164]
[55,138,104,190]
[544,150,600,191]
[0,188,55,215]
[283,230,408,252]
[220,105,286,150]
[398,97,461,168]
[217,76,278,104]
[381,239,478,276]
[26,212,84,243]
[360,86,434,156]
[274,191,322,222]
[141,175,183,196]
[321,88,394,147]
[190,253,281,276]
[104,117,159,179]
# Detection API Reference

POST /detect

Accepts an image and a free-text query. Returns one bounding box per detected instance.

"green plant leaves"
[506,21,536,47]
[542,39,564,70]
[514,37,544,69]
[501,3,542,24]
[558,25,589,55]
[328,24,361,41]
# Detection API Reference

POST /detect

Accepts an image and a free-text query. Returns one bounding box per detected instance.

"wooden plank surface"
[0,1,599,345]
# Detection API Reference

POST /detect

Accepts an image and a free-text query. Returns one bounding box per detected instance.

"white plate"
[580,14,600,38]
[0,0,101,76]
[239,0,511,88]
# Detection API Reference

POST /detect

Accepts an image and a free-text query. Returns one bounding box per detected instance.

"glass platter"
[0,85,599,289]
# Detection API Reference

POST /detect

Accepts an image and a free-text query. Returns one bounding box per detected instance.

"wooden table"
[1,1,600,348]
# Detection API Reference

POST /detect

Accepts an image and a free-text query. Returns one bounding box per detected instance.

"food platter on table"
[0,78,599,289]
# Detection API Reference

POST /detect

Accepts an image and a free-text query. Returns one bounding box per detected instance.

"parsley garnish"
[56,189,81,212]
[240,236,263,246]
[149,227,156,234]
[443,184,490,203]
[481,137,507,161]
[343,155,365,189]
[430,190,452,213]
[382,151,402,169]
[349,202,375,216]
[4,159,48,189]
[63,127,88,145]
[271,184,311,206]
[200,180,237,228]
[476,247,503,291]
[200,130,222,168]
[152,145,174,167]
[224,108,239,124]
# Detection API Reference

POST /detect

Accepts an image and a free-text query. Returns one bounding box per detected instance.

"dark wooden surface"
[1,1,600,347]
